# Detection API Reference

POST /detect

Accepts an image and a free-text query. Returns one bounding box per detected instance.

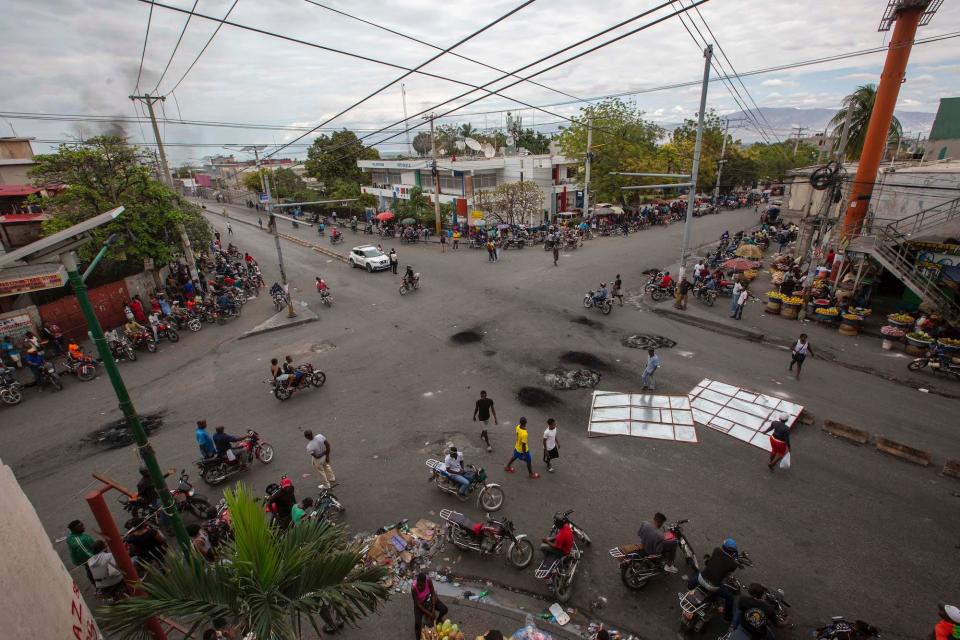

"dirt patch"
[87,412,164,449]
[516,386,561,407]
[621,334,677,350]
[483,350,497,356]
[560,351,609,370]
[571,316,601,328]
[450,330,483,344]
[310,340,337,353]
[545,369,601,390]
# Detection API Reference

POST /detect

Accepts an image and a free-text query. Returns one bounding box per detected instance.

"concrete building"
[357,154,580,224]
[923,97,960,162]
[0,137,36,184]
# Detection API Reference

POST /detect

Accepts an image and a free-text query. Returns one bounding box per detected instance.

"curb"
[821,420,870,445]
[941,460,960,479]
[652,307,765,342]
[238,303,319,340]
[875,437,932,467]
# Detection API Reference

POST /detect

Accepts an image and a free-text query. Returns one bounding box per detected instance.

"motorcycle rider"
[731,583,783,640]
[267,477,297,530]
[315,276,330,297]
[213,425,248,468]
[23,348,44,387]
[592,282,609,307]
[403,265,416,287]
[637,512,678,573]
[442,446,472,496]
[196,420,217,459]
[658,271,674,290]
[540,514,574,565]
[688,538,741,622]
[283,355,305,388]
[216,291,236,316]
[124,317,146,338]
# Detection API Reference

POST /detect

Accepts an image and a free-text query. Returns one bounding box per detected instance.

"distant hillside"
[725,107,934,143]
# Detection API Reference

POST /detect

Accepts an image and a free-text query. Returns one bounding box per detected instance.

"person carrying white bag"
[762,413,791,471]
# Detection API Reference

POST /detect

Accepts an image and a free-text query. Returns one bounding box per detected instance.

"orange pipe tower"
[840,0,934,241]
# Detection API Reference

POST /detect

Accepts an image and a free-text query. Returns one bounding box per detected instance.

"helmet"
[722,538,738,553]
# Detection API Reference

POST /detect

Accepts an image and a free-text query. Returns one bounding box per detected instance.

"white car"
[348,245,390,272]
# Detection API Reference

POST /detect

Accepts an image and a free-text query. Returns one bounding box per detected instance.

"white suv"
[348,245,390,272]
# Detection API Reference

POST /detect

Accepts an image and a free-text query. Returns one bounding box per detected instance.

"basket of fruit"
[938,337,960,353]
[880,325,905,350]
[886,312,914,329]
[905,331,933,348]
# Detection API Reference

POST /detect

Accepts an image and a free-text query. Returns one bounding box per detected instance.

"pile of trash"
[584,622,639,640]
[544,368,600,390]
[359,518,444,590]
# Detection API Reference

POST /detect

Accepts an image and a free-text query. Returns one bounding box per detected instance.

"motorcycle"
[330,233,344,245]
[107,333,137,362]
[678,552,752,633]
[268,363,326,401]
[153,321,180,343]
[170,471,214,518]
[399,272,421,296]
[583,291,613,315]
[425,459,504,511]
[214,304,242,325]
[197,429,275,485]
[319,289,333,306]
[908,344,960,379]
[716,587,791,640]
[35,360,64,391]
[1,367,24,405]
[272,289,291,312]
[128,328,157,353]
[610,519,699,591]
[692,284,718,307]
[440,508,534,569]
[263,475,344,526]
[170,305,203,332]
[533,510,591,603]
[815,616,879,640]
[62,353,98,382]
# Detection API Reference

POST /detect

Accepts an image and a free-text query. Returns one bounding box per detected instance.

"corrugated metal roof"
[0,184,41,196]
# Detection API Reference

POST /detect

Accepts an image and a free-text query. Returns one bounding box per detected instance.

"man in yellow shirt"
[504,417,539,479]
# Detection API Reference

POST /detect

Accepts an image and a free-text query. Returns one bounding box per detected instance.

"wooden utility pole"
[792,126,807,155]
[423,114,442,235]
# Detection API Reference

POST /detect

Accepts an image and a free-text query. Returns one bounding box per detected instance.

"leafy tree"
[746,142,819,183]
[173,166,195,179]
[305,130,379,185]
[29,135,211,283]
[666,111,728,193]
[458,123,477,139]
[412,131,432,157]
[515,128,551,154]
[98,485,388,640]
[483,181,544,225]
[394,186,432,223]
[242,170,266,193]
[268,167,306,200]
[556,99,663,205]
[830,84,902,161]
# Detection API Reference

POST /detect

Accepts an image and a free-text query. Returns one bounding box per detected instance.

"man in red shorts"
[762,413,791,471]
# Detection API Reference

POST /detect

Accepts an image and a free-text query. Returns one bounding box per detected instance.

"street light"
[0,207,192,555]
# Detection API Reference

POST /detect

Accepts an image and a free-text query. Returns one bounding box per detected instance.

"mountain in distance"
[723,106,934,143]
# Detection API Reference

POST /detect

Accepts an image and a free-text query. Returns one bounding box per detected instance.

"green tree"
[515,128,551,154]
[269,167,306,200]
[666,111,728,193]
[394,186,432,223]
[29,136,211,282]
[173,166,195,179]
[747,142,819,183]
[98,485,388,640]
[412,131,432,157]
[305,130,379,186]
[830,84,902,161]
[242,169,266,193]
[555,99,663,205]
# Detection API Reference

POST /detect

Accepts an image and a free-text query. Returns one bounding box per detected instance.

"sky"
[1,0,958,165]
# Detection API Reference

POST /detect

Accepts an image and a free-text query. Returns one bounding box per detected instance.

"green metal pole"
[81,241,112,283]
[61,250,192,556]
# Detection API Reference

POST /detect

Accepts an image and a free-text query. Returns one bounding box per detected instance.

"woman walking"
[789,334,814,379]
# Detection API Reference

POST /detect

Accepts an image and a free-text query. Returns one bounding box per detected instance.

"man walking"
[552,241,560,267]
[542,419,559,473]
[440,231,446,253]
[675,276,691,310]
[304,430,336,489]
[642,349,660,391]
[487,239,496,262]
[453,229,461,250]
[227,221,233,235]
[389,248,399,274]
[504,417,539,479]
[732,285,750,320]
[612,274,624,306]
[789,333,814,379]
[730,279,744,317]
[258,217,263,229]
[472,390,498,452]
[762,414,791,471]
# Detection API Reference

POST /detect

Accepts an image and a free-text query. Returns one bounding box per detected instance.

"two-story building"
[358,154,581,225]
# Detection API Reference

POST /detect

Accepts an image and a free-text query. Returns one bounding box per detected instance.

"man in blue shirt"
[24,348,45,386]
[196,420,216,458]
[213,425,246,467]
[642,349,660,391]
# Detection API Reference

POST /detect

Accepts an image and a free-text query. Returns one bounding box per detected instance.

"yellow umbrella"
[735,244,763,259]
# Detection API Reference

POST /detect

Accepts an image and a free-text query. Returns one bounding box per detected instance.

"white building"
[358,154,581,224]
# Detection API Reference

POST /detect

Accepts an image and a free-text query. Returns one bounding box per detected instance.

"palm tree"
[458,123,476,139]
[830,84,902,160]
[99,485,388,640]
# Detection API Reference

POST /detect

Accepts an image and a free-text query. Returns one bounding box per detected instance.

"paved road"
[3,202,956,640]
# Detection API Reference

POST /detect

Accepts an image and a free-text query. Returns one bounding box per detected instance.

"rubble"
[544,368,600,390]
[359,517,445,591]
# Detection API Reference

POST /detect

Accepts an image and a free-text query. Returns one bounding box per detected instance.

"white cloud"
[760,79,796,87]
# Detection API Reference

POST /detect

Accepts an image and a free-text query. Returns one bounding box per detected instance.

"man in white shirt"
[542,419,559,473]
[733,286,750,320]
[730,279,744,317]
[442,446,471,496]
[87,540,125,591]
[303,430,336,489]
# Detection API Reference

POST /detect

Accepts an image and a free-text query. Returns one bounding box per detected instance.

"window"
[474,173,497,189]
[440,174,461,192]
[387,170,404,185]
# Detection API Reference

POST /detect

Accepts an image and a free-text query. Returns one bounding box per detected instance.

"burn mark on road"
[450,329,483,344]
[516,386,561,407]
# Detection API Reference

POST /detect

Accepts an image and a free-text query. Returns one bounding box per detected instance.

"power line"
[265,0,537,159]
[134,1,155,93]
[162,0,240,95]
[151,0,200,93]
[302,0,588,105]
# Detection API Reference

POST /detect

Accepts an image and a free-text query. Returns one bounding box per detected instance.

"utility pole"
[792,126,807,155]
[245,145,295,318]
[679,44,713,280]
[130,93,198,281]
[713,117,731,203]
[583,111,594,217]
[401,83,412,158]
[423,114,442,235]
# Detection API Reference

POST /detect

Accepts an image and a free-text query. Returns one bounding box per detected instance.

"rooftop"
[0,213,50,224]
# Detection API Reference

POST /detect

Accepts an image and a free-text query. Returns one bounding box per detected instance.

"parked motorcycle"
[425,459,504,511]
[815,616,879,640]
[36,360,64,391]
[692,284,718,307]
[583,291,613,315]
[533,509,591,603]
[170,471,213,518]
[0,367,24,405]
[678,552,752,633]
[610,519,699,591]
[399,272,421,296]
[153,321,180,343]
[107,334,137,362]
[128,328,157,353]
[197,429,275,485]
[62,353,98,381]
[268,363,326,401]
[716,587,791,640]
[908,344,960,379]
[263,475,344,526]
[170,304,202,332]
[440,508,533,569]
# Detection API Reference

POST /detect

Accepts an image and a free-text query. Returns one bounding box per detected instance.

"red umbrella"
[375,211,395,222]
[721,258,761,272]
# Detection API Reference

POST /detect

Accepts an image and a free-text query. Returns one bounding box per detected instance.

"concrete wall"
[0,456,102,639]
[0,304,42,344]
[870,167,960,227]
[0,163,33,184]
[922,139,960,162]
